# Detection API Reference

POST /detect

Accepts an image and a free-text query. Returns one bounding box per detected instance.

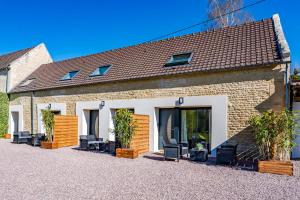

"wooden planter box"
[258,160,293,176]
[116,148,138,159]
[41,141,59,149]
[3,134,11,139]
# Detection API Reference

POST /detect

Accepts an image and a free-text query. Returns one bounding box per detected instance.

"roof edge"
[272,14,290,62]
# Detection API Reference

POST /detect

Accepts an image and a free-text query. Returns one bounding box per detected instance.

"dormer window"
[165,52,192,67]
[61,70,79,80]
[90,65,111,77]
[20,78,35,87]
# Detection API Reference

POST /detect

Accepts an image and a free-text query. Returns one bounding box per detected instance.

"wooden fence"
[130,114,150,155]
[53,115,78,148]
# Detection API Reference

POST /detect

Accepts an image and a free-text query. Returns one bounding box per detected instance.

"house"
[0,43,52,93]
[8,14,290,155]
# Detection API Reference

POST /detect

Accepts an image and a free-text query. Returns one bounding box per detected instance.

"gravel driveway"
[1,139,300,200]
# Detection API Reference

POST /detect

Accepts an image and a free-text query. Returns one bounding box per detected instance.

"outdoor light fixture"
[100,101,105,108]
[178,97,184,105]
[47,103,52,109]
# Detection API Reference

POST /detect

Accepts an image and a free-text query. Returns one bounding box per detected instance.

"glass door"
[181,108,211,151]
[158,107,212,151]
[158,109,180,149]
[89,110,99,137]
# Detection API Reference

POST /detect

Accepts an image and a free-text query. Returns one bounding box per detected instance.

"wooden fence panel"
[130,114,150,155]
[53,115,78,148]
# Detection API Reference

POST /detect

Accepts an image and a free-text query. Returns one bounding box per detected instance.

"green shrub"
[0,93,9,137]
[41,108,55,142]
[113,109,136,148]
[249,110,298,161]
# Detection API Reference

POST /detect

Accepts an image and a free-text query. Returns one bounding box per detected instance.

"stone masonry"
[9,64,286,151]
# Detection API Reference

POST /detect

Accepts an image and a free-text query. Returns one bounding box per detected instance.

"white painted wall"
[8,105,23,134]
[0,70,7,92]
[7,43,53,92]
[292,102,300,159]
[37,103,66,133]
[76,95,228,155]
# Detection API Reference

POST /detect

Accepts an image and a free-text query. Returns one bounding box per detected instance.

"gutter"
[272,14,291,110]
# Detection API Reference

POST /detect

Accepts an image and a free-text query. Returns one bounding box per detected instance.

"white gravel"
[0,139,300,200]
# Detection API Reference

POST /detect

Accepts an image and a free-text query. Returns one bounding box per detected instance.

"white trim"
[9,105,23,134]
[37,103,66,133]
[76,95,227,155]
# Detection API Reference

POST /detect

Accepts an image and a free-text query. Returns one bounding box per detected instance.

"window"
[61,70,79,80]
[90,65,111,77]
[20,78,35,87]
[165,52,192,67]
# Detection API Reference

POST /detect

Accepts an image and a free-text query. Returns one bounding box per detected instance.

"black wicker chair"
[31,133,45,146]
[170,139,189,158]
[13,131,32,144]
[162,139,180,162]
[216,143,238,165]
[79,135,103,150]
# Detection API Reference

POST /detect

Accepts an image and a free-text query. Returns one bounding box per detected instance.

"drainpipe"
[31,91,34,134]
[285,62,290,110]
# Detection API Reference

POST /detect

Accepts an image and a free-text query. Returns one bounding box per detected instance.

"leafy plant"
[41,108,55,142]
[194,143,204,151]
[0,93,9,137]
[113,109,136,148]
[249,110,298,161]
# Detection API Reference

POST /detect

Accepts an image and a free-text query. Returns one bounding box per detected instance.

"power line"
[145,0,267,43]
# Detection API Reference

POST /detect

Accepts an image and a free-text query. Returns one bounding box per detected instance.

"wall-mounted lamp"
[100,101,105,109]
[178,97,184,105]
[47,103,52,109]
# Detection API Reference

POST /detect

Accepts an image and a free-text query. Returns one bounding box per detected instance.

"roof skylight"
[61,70,80,81]
[20,78,35,87]
[165,52,192,67]
[90,65,111,77]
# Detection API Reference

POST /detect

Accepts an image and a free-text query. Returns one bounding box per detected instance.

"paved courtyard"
[0,139,300,200]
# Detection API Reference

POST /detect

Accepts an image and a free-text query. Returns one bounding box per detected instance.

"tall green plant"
[41,108,55,142]
[0,93,9,137]
[249,110,298,161]
[113,109,136,148]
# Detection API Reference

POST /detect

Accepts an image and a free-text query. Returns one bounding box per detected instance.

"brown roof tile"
[0,48,33,70]
[13,18,283,93]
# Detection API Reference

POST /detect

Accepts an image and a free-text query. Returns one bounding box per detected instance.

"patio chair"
[162,139,180,162]
[31,133,45,146]
[170,139,189,158]
[13,131,32,144]
[79,135,103,150]
[216,143,238,165]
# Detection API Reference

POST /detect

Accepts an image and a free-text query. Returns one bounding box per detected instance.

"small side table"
[190,148,208,162]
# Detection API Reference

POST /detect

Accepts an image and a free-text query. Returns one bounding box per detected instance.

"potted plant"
[249,110,298,176]
[41,108,58,149]
[113,109,137,159]
[190,143,208,162]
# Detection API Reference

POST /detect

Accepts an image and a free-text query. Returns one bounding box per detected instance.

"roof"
[0,48,33,70]
[13,17,285,93]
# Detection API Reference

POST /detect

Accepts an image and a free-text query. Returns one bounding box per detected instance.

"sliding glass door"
[159,107,211,151]
[181,108,211,150]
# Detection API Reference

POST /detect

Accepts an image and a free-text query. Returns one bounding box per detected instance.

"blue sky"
[0,0,299,68]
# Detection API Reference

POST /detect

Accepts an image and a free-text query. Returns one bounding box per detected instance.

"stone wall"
[0,70,7,92]
[9,64,286,151]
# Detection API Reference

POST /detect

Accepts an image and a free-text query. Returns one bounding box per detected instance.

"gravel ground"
[1,139,300,200]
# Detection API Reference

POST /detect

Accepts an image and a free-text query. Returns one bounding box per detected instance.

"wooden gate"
[130,114,150,154]
[53,115,78,148]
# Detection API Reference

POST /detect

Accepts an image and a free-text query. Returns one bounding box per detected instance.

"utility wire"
[145,0,267,43]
